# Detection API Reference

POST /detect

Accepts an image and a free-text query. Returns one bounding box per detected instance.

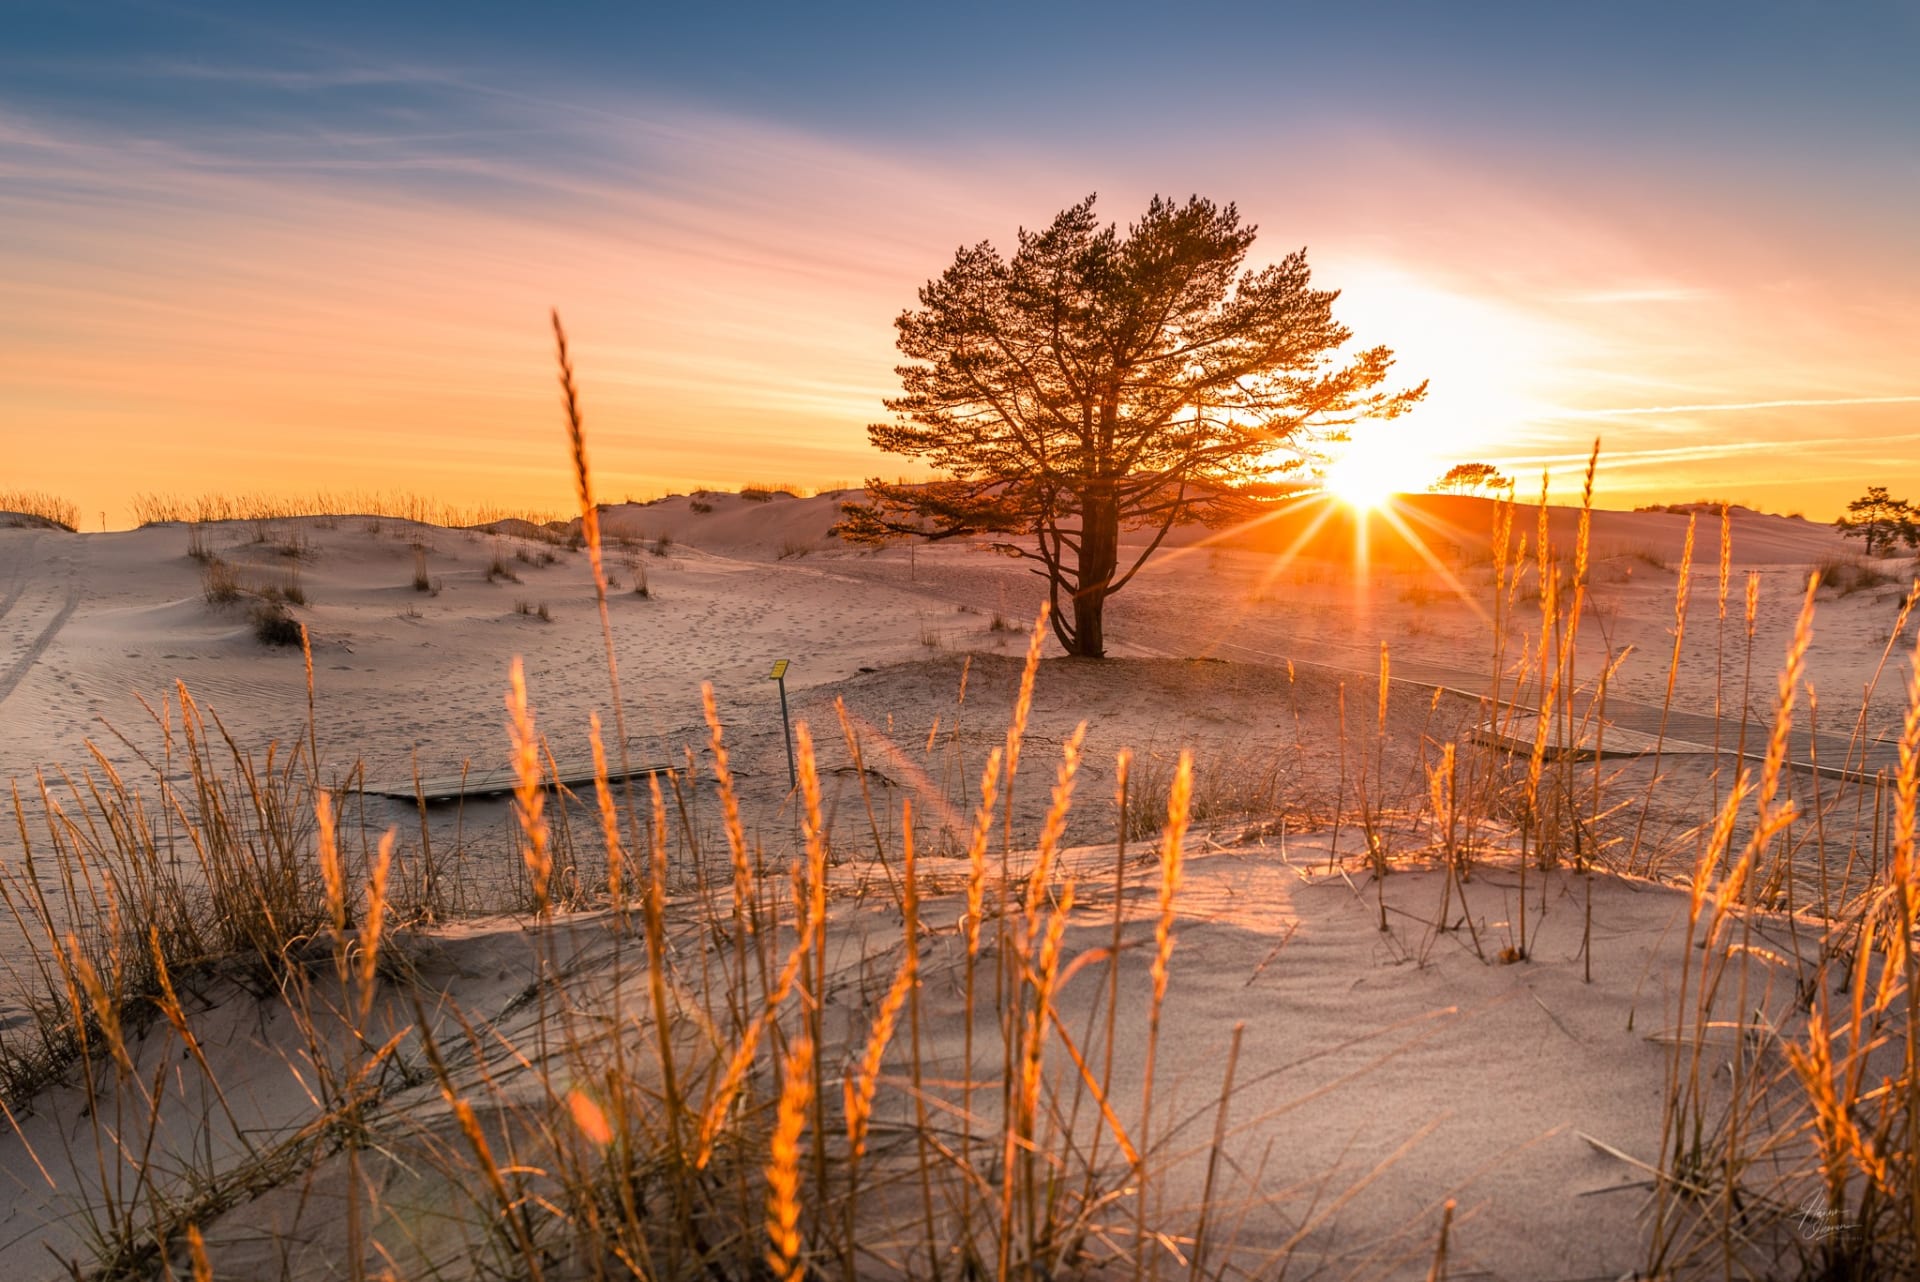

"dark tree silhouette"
[836,194,1425,657]
[1430,461,1510,496]
[1836,486,1917,557]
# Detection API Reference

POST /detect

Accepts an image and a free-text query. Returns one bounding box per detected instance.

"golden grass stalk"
[186,1223,212,1282]
[553,309,648,886]
[954,742,1003,1260]
[1748,573,1818,904]
[962,747,1005,957]
[1005,602,1050,792]
[1627,512,1696,874]
[1711,504,1731,808]
[765,1030,815,1282]
[449,1095,546,1282]
[1023,721,1088,928]
[65,936,133,1079]
[642,774,685,1161]
[316,790,348,950]
[1008,876,1074,1263]
[702,684,753,930]
[693,911,813,1168]
[898,800,943,1280]
[356,831,393,1024]
[588,712,626,909]
[845,957,914,1162]
[506,658,551,915]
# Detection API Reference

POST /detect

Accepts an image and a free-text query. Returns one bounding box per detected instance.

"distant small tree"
[1836,486,1917,557]
[1429,462,1509,496]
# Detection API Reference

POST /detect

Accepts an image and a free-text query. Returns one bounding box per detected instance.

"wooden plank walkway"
[366,757,674,804]
[1470,715,1714,760]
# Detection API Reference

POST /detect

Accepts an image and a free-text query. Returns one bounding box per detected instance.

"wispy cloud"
[1563,285,1708,305]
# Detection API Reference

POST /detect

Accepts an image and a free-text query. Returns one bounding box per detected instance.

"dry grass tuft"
[0,490,79,531]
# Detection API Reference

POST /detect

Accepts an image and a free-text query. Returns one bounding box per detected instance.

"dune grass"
[131,491,565,531]
[0,490,80,532]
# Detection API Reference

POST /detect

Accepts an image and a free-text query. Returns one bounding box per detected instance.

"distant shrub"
[261,569,307,606]
[651,533,674,557]
[202,557,242,605]
[690,500,714,514]
[777,536,812,560]
[1634,499,1759,517]
[486,552,521,583]
[250,600,302,646]
[1816,555,1894,596]
[1627,546,1670,571]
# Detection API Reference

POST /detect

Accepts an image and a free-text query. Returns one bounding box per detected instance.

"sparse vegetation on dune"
[249,597,304,645]
[200,555,244,605]
[484,549,521,583]
[130,490,566,531]
[10,346,1920,1280]
[1815,553,1899,596]
[0,489,80,531]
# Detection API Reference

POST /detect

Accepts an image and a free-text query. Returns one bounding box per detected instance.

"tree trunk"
[1071,483,1120,658]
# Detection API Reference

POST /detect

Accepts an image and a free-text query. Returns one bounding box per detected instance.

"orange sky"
[7,86,1919,527]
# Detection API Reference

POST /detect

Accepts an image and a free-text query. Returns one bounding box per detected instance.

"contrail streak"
[1541,394,1920,419]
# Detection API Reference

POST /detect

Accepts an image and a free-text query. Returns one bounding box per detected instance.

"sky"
[4,0,1919,526]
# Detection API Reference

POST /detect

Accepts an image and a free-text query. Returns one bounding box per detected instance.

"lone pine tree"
[837,194,1424,656]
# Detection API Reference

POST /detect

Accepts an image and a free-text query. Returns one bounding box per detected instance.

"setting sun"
[1320,431,1432,510]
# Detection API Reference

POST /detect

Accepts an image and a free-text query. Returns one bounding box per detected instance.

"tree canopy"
[837,194,1425,656]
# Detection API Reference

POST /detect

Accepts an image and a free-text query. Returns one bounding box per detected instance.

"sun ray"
[1368,502,1495,629]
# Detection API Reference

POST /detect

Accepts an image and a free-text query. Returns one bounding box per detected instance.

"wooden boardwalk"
[366,757,673,804]
[1470,715,1714,760]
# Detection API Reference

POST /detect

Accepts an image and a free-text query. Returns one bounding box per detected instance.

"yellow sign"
[769,659,789,680]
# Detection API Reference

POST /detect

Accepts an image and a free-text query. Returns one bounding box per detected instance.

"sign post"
[770,659,795,789]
